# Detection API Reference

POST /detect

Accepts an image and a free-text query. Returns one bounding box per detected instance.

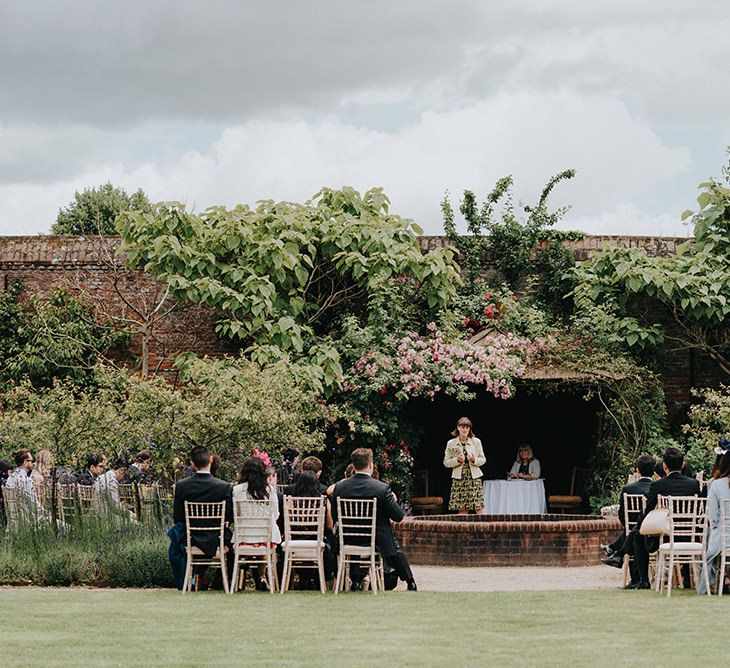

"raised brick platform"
[395,513,621,567]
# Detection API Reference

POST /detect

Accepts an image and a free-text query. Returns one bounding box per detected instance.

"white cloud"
[0,89,698,237]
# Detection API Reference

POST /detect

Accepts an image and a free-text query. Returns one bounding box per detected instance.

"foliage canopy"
[53,182,151,235]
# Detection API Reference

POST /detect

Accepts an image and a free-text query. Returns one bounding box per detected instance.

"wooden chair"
[116,483,137,515]
[334,497,382,595]
[77,485,99,513]
[230,499,278,594]
[410,469,444,515]
[182,500,230,594]
[547,466,590,514]
[621,493,646,586]
[655,495,708,596]
[280,495,326,594]
[56,484,79,525]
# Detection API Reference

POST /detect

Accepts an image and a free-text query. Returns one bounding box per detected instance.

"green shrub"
[101,536,174,588]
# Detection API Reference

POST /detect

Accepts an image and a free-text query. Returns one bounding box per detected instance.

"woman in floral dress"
[444,417,486,514]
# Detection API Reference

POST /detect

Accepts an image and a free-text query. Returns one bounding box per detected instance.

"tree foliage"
[442,170,580,315]
[118,187,461,386]
[52,183,152,235]
[573,152,730,375]
[0,282,129,390]
[0,360,338,481]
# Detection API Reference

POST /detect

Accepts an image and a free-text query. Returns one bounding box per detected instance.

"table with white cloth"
[482,479,547,515]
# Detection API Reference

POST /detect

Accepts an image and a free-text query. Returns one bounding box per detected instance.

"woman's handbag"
[639,507,670,536]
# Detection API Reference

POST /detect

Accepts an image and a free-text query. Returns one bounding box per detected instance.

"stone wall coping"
[401,514,621,533]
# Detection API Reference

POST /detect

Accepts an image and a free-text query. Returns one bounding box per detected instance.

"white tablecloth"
[482,479,547,515]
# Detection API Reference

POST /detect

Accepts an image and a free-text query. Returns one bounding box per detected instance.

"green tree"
[53,183,152,235]
[442,170,581,315]
[0,281,129,389]
[118,187,461,388]
[572,152,730,375]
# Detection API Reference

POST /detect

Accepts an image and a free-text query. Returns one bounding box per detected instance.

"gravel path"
[410,564,623,592]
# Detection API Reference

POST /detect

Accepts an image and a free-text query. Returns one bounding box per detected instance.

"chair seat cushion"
[282,540,320,549]
[548,495,582,505]
[411,496,444,506]
[658,542,704,552]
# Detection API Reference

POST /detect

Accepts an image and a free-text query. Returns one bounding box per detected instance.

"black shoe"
[600,555,624,569]
[600,544,614,557]
[638,581,651,589]
[350,580,363,592]
[624,581,641,589]
[407,580,418,591]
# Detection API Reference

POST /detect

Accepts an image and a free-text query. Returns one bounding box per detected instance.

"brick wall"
[395,514,621,567]
[0,234,725,412]
[0,235,236,378]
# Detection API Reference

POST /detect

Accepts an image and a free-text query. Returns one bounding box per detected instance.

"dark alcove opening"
[412,386,601,505]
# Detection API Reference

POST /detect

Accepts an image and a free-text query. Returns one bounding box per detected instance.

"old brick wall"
[0,234,725,413]
[0,236,237,379]
[419,233,727,422]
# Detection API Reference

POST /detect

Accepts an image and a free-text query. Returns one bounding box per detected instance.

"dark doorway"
[412,386,601,502]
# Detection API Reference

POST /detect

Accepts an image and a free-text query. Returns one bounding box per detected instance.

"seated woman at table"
[444,417,486,515]
[508,444,541,480]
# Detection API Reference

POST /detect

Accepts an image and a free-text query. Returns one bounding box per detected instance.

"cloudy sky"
[1,1,728,237]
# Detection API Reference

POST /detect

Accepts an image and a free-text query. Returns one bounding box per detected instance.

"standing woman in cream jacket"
[444,417,486,514]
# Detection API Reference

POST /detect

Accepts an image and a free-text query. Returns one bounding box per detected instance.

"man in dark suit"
[173,446,233,559]
[601,455,655,586]
[631,447,700,589]
[603,455,656,554]
[331,447,417,591]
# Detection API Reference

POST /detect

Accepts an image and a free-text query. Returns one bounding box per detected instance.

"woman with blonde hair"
[444,417,486,514]
[30,449,53,485]
[508,444,541,480]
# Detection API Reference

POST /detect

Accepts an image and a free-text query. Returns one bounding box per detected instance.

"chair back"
[233,499,273,546]
[623,493,646,535]
[183,500,227,552]
[282,495,325,544]
[116,483,136,512]
[2,486,24,525]
[626,472,639,484]
[336,497,377,553]
[77,485,98,511]
[666,495,705,544]
[413,470,430,497]
[570,466,591,496]
[56,484,78,523]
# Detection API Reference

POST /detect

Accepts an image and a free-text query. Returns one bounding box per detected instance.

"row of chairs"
[3,481,172,526]
[621,493,730,596]
[183,495,383,595]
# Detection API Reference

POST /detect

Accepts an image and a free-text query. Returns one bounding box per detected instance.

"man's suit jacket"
[617,477,652,527]
[642,471,701,520]
[173,472,233,557]
[331,473,404,558]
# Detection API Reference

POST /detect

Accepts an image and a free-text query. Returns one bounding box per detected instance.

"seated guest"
[95,456,129,507]
[331,447,417,591]
[289,470,335,589]
[699,440,730,594]
[654,457,694,479]
[0,459,12,519]
[623,448,699,590]
[232,455,281,591]
[282,456,328,495]
[508,445,541,480]
[600,455,655,586]
[127,450,152,483]
[30,449,53,487]
[4,450,46,518]
[78,453,106,486]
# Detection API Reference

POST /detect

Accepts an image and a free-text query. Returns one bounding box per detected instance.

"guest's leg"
[632,531,649,585]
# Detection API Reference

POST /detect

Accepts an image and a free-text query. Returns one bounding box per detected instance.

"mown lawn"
[0,587,725,667]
